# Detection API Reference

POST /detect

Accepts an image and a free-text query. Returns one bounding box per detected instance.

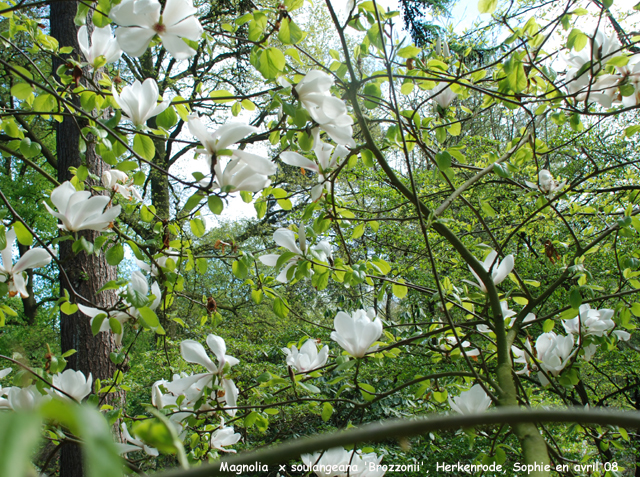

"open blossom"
[431,82,457,109]
[188,116,276,192]
[331,308,383,358]
[164,335,240,415]
[301,448,351,476]
[50,369,92,402]
[44,181,121,233]
[0,228,51,298]
[110,0,203,59]
[535,332,574,386]
[112,78,170,127]
[464,249,514,293]
[77,25,122,68]
[525,170,565,196]
[210,421,241,453]
[283,339,329,373]
[448,384,492,414]
[439,335,480,357]
[563,304,615,337]
[102,170,142,201]
[137,249,175,276]
[293,70,356,148]
[259,227,332,283]
[280,128,349,200]
[117,422,159,456]
[78,271,161,346]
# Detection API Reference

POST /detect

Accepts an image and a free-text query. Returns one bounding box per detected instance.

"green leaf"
[155,106,177,130]
[190,218,205,237]
[251,289,263,304]
[91,313,107,336]
[232,260,248,279]
[359,382,376,401]
[567,29,588,52]
[435,151,452,171]
[0,411,42,477]
[75,406,126,477]
[13,221,33,246]
[397,45,421,58]
[109,317,122,334]
[105,244,124,266]
[321,402,334,422]
[569,288,582,309]
[133,134,155,161]
[478,0,498,14]
[11,83,33,100]
[363,82,381,109]
[274,297,289,318]
[209,90,235,103]
[258,47,286,79]
[543,319,555,333]
[19,138,41,158]
[61,301,78,315]
[278,18,306,44]
[138,306,160,328]
[392,280,408,299]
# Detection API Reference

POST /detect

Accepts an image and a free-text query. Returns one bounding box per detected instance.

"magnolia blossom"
[0,385,46,411]
[77,25,122,68]
[293,70,356,148]
[465,249,514,293]
[44,181,121,233]
[617,54,640,107]
[137,249,175,276]
[259,227,333,283]
[210,421,241,453]
[435,37,450,57]
[563,304,615,337]
[440,335,480,357]
[331,308,383,358]
[50,369,92,402]
[188,116,276,192]
[512,341,533,376]
[117,422,159,456]
[564,29,623,105]
[102,170,142,201]
[78,271,161,346]
[283,339,329,373]
[431,82,457,109]
[0,228,51,298]
[613,329,631,341]
[535,332,574,386]
[164,335,240,415]
[525,170,565,196]
[448,384,492,414]
[112,78,170,127]
[110,0,203,59]
[301,448,351,476]
[280,128,349,200]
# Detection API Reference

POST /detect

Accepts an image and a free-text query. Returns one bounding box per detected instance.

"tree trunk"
[50,4,123,476]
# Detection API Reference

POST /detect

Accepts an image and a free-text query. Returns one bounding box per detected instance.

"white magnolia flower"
[110,0,203,59]
[50,369,93,402]
[112,78,170,127]
[448,384,492,414]
[525,170,565,196]
[431,82,457,109]
[465,249,514,293]
[210,421,241,453]
[331,308,383,358]
[564,29,622,103]
[78,271,161,346]
[535,332,574,386]
[613,329,631,341]
[0,385,46,411]
[165,335,240,415]
[582,343,599,361]
[137,249,175,276]
[351,451,386,477]
[512,341,533,375]
[0,228,51,298]
[77,25,122,68]
[280,129,349,200]
[0,368,10,380]
[283,339,329,373]
[206,158,273,193]
[259,227,332,283]
[301,447,351,476]
[293,70,356,148]
[440,335,480,357]
[117,422,159,456]
[618,54,640,107]
[44,181,121,233]
[563,304,615,337]
[102,170,142,201]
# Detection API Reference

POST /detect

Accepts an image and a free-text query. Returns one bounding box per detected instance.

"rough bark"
[50,3,123,476]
